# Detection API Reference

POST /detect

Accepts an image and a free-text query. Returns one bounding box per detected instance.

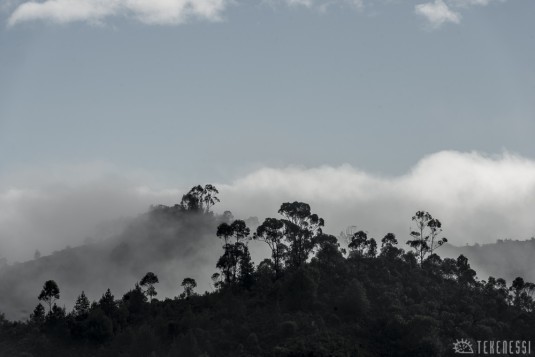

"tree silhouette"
[278,202,324,268]
[406,211,447,265]
[140,272,159,302]
[73,291,90,319]
[216,220,251,285]
[180,185,204,211]
[254,218,287,279]
[202,184,220,214]
[381,233,398,248]
[379,233,403,259]
[98,289,116,317]
[180,184,220,213]
[30,303,45,325]
[180,278,197,299]
[238,245,255,289]
[38,280,60,313]
[348,231,370,256]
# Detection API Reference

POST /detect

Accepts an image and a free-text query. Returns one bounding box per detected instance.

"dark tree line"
[1,184,535,356]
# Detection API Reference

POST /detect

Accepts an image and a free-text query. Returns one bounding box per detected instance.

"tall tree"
[180,184,220,213]
[180,278,197,299]
[216,219,251,285]
[140,272,159,302]
[254,218,287,279]
[406,211,447,265]
[38,280,60,313]
[202,184,220,214]
[348,231,371,256]
[278,202,324,268]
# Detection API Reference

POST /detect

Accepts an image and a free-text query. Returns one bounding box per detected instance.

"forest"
[1,184,534,356]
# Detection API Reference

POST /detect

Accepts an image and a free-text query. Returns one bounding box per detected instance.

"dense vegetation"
[1,185,534,356]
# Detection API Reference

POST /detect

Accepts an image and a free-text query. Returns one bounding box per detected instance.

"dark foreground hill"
[1,235,535,356]
[1,202,535,356]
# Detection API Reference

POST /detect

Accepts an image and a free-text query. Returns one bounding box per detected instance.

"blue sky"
[1,0,535,259]
[1,0,534,183]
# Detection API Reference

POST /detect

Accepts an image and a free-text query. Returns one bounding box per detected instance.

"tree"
[38,280,60,313]
[380,233,403,259]
[216,220,251,285]
[510,277,535,311]
[180,278,197,299]
[366,238,378,258]
[140,272,159,302]
[406,211,447,265]
[98,289,116,317]
[278,202,324,268]
[180,184,220,213]
[34,249,41,260]
[211,273,223,291]
[202,184,220,214]
[238,245,255,289]
[30,303,46,325]
[254,218,287,279]
[73,291,90,319]
[348,231,370,256]
[381,233,398,248]
[180,185,204,211]
[456,255,476,286]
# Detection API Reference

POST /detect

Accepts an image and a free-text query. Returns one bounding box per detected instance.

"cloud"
[7,0,229,26]
[415,0,507,28]
[3,0,511,27]
[219,151,535,248]
[2,151,535,263]
[415,0,461,28]
[277,0,363,11]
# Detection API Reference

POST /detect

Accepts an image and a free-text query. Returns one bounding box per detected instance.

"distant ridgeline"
[1,185,534,357]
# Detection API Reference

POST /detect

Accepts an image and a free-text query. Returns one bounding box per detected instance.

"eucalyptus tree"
[140,272,159,302]
[38,280,60,313]
[216,219,251,285]
[278,201,324,268]
[406,211,447,265]
[254,218,287,279]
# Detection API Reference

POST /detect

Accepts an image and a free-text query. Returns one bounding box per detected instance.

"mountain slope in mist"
[0,207,224,320]
[441,238,535,283]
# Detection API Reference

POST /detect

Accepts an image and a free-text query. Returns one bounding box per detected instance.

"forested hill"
[440,239,535,283]
[1,185,535,356]
[0,202,224,321]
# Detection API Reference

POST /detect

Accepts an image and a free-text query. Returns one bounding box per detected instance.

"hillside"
[1,189,535,356]
[441,239,535,283]
[0,206,222,321]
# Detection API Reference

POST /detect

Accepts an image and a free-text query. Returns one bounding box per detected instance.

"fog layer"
[2,150,535,263]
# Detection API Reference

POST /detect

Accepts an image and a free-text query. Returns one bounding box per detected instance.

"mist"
[2,150,535,263]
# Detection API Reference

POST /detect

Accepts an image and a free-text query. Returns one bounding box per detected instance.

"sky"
[0,0,535,261]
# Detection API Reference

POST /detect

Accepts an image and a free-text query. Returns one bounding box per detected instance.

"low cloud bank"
[2,150,535,263]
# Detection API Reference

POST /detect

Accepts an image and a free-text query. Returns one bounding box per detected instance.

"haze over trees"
[1,184,535,356]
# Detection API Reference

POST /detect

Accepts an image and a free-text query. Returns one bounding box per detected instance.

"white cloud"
[2,151,535,263]
[219,151,535,248]
[415,0,461,28]
[7,0,229,26]
[267,0,363,11]
[3,0,511,27]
